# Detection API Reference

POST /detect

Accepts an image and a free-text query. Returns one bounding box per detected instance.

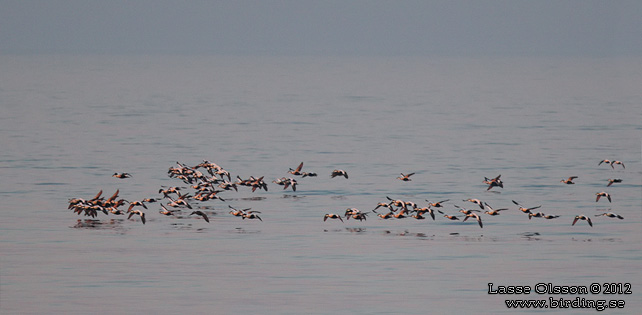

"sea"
[1,54,641,314]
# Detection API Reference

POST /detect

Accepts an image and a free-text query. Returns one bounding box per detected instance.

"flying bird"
[288,162,305,176]
[443,214,460,221]
[483,202,507,216]
[426,199,450,208]
[463,213,483,228]
[560,176,578,184]
[331,169,349,179]
[610,160,625,169]
[159,204,175,216]
[483,174,503,190]
[572,215,593,227]
[595,192,612,203]
[396,173,415,181]
[595,212,624,219]
[463,198,485,210]
[127,209,146,224]
[324,213,344,222]
[607,179,622,187]
[190,211,210,223]
[512,200,541,214]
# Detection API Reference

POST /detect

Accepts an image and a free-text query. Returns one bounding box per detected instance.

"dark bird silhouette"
[607,179,623,187]
[331,169,349,179]
[190,211,210,223]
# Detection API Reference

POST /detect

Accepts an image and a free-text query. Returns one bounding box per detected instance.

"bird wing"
[91,190,103,201]
[107,189,119,202]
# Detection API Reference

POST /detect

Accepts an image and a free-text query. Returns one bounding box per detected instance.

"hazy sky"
[2,0,641,56]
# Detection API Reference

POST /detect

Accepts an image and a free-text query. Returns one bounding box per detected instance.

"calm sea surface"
[1,55,641,314]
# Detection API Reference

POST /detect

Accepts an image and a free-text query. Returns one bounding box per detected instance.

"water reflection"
[224,196,267,201]
[169,222,195,230]
[70,219,128,234]
[383,230,432,238]
[572,237,622,243]
[282,194,305,200]
[520,231,542,241]
[447,234,491,242]
[346,227,366,233]
[70,218,124,229]
[230,227,261,234]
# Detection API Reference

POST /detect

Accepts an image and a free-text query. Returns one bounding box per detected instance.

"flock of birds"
[68,161,353,225]
[68,159,628,229]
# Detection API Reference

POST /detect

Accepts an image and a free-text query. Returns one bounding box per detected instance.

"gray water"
[1,55,641,314]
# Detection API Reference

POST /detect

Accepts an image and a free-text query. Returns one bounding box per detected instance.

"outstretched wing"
[91,190,103,201]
